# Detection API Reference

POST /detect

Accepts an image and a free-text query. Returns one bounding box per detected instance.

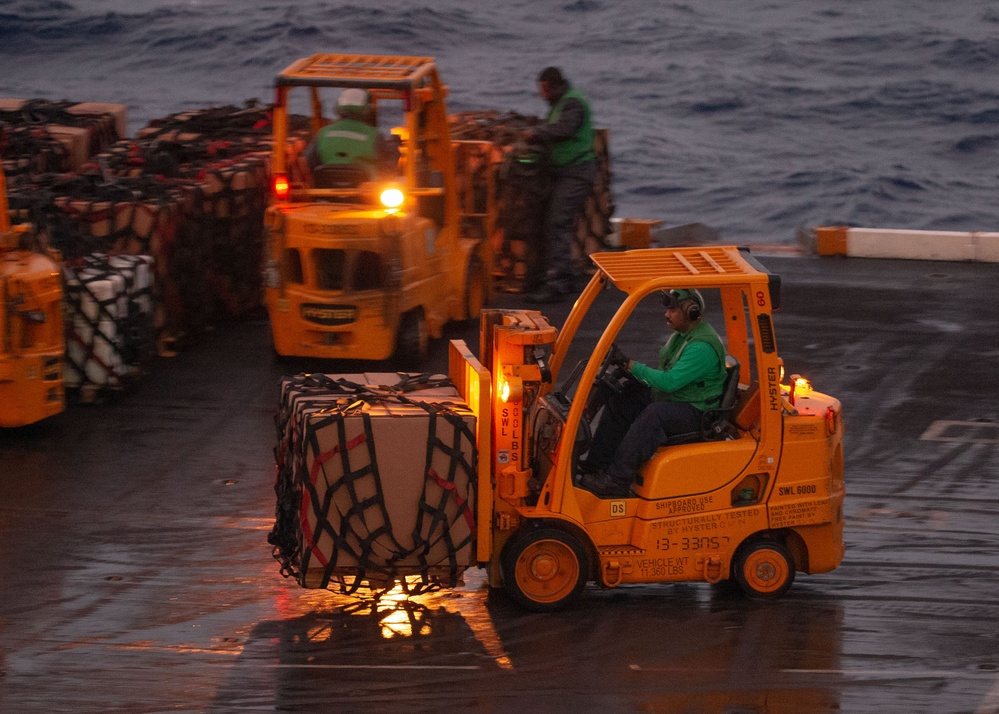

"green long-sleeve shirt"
[629,322,727,411]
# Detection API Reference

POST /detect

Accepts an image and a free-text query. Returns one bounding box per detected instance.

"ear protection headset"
[660,288,704,321]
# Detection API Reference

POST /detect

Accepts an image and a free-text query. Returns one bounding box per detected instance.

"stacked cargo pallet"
[449,110,614,292]
[172,154,269,321]
[0,98,124,179]
[269,372,477,595]
[3,100,284,357]
[1,100,148,399]
[62,253,156,399]
[13,170,181,361]
[114,104,278,340]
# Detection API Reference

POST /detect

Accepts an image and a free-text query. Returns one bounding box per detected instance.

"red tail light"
[273,173,290,201]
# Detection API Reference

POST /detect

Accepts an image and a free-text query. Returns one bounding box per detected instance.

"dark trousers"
[543,160,597,291]
[608,401,702,484]
[586,387,703,486]
[586,382,651,469]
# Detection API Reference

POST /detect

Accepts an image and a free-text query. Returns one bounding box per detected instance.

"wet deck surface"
[1,253,998,713]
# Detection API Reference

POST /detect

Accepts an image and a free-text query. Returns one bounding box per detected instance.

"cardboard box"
[273,373,477,590]
[65,102,128,139]
[46,125,91,171]
[65,316,124,388]
[0,98,26,112]
[63,254,157,387]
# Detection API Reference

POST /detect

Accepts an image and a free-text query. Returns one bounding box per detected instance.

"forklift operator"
[579,289,728,498]
[305,88,390,180]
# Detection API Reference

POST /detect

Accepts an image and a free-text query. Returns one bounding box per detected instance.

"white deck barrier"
[815,226,999,262]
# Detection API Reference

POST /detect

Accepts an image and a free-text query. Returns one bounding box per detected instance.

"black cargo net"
[269,373,477,597]
[175,159,268,320]
[14,172,180,258]
[62,253,156,390]
[0,98,120,156]
[136,102,273,149]
[0,122,70,187]
[1,99,121,190]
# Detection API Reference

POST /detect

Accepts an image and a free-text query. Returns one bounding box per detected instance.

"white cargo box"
[66,316,125,388]
[63,266,127,388]
[62,253,156,390]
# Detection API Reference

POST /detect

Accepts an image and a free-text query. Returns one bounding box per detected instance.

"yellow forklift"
[0,168,65,427]
[273,245,845,610]
[263,54,494,364]
[447,245,845,609]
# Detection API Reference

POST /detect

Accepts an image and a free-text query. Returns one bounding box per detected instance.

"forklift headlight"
[499,376,523,403]
[380,187,404,210]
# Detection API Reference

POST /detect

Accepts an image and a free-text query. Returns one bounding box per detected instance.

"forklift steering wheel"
[600,361,631,395]
[595,343,633,396]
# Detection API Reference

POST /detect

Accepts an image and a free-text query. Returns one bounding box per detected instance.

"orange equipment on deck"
[0,167,65,427]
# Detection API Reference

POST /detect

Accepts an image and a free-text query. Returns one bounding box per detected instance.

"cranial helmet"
[336,88,372,118]
[660,288,705,320]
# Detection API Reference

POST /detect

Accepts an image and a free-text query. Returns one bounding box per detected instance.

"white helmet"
[336,88,371,118]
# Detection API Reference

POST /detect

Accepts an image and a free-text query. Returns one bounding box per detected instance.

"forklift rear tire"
[394,308,428,370]
[501,527,588,612]
[733,538,796,600]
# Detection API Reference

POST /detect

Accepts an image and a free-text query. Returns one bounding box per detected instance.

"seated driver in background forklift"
[305,88,392,181]
[579,289,728,498]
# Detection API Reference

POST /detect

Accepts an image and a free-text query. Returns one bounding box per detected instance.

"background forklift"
[263,54,494,364]
[0,166,65,427]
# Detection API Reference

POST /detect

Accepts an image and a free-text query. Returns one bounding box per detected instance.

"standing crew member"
[524,67,598,303]
[580,289,728,497]
[306,88,386,180]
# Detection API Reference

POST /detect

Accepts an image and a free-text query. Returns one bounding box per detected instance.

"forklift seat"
[312,163,370,189]
[672,355,741,445]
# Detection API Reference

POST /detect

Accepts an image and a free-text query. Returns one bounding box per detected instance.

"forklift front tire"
[501,527,588,612]
[733,538,796,600]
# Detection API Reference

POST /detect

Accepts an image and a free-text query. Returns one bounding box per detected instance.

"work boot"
[578,471,631,498]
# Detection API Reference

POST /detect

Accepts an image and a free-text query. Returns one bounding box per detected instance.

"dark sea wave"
[2,0,998,242]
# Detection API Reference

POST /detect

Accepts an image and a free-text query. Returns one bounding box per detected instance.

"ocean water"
[2,0,999,243]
